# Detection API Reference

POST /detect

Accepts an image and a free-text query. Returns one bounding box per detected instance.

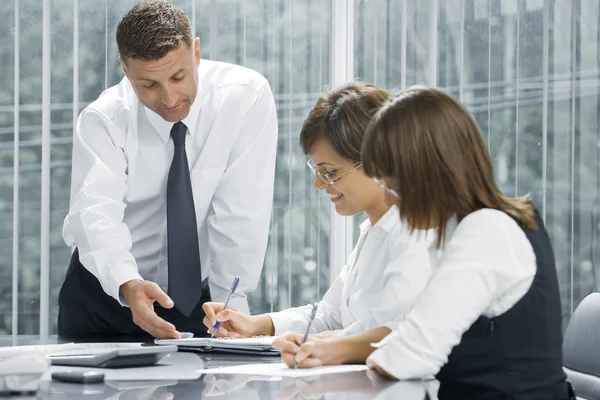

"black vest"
[435,210,574,400]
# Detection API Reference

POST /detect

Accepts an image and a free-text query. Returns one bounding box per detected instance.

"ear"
[119,57,129,79]
[193,37,201,66]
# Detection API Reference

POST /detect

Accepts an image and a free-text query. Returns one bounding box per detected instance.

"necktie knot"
[170,122,187,147]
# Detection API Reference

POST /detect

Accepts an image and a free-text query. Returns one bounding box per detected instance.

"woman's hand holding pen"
[275,326,394,370]
[202,302,275,338]
[272,332,349,368]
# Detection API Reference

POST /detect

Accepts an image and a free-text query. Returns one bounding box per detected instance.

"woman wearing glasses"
[273,86,575,400]
[201,82,435,339]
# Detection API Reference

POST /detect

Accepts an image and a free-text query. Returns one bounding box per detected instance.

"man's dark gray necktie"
[167,121,202,317]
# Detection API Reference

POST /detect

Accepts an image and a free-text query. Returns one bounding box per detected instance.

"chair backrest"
[563,292,600,400]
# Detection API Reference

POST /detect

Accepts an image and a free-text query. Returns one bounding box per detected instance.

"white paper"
[198,362,368,377]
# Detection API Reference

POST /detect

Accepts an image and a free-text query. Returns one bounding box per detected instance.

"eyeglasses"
[373,177,399,199]
[307,159,362,186]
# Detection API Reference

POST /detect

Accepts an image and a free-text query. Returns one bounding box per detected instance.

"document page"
[157,337,275,347]
[198,362,368,377]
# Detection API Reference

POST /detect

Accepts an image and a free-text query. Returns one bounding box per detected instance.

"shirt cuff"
[372,329,395,349]
[107,264,144,307]
[378,314,407,342]
[366,329,438,381]
[366,345,400,380]
[266,311,293,336]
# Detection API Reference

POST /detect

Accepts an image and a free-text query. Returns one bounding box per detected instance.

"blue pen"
[211,277,240,338]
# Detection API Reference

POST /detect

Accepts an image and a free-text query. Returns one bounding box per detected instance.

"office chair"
[563,292,600,400]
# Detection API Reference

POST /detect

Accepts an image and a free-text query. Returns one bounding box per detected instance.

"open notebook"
[155,337,280,356]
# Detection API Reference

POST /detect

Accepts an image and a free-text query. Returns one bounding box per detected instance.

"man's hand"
[202,302,274,338]
[119,280,181,339]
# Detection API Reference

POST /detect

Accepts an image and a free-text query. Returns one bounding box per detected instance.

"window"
[0,0,333,341]
[2,0,597,342]
[355,0,600,329]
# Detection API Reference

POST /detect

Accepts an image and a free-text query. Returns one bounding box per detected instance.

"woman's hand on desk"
[202,302,275,337]
[272,332,349,368]
[273,326,392,369]
[119,280,181,339]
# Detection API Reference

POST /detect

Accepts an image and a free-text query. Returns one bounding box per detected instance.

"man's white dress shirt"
[63,60,278,313]
[268,206,436,336]
[367,209,538,379]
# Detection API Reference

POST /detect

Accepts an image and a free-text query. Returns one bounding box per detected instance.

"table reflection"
[37,349,440,400]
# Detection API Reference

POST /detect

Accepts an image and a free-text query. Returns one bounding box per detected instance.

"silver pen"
[294,303,319,369]
[211,277,240,338]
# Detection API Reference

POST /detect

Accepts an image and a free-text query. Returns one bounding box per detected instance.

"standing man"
[58,1,277,340]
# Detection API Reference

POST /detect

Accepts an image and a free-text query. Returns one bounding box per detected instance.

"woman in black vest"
[273,86,576,400]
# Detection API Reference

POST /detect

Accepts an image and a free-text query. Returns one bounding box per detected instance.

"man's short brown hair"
[116,1,193,62]
[299,82,390,162]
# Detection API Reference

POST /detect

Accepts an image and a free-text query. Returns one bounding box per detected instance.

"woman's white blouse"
[367,209,537,379]
[268,206,436,336]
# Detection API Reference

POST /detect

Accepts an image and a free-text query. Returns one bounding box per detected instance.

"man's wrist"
[119,279,143,302]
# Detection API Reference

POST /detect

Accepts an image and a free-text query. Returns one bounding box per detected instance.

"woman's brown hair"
[362,86,536,247]
[299,82,390,161]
